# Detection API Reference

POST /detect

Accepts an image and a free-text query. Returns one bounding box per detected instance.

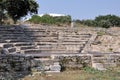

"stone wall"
[0,54,34,80]
[51,53,120,71]
[52,54,92,71]
[41,60,61,72]
[91,53,120,70]
[58,55,91,70]
[0,54,34,72]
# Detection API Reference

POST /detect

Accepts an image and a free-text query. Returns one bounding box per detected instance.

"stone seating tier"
[23,27,74,31]
[0,25,93,58]
[8,47,16,53]
[0,38,30,42]
[24,31,91,36]
[22,26,91,31]
[0,39,32,43]
[13,42,34,46]
[30,36,89,40]
[24,49,80,54]
[3,44,14,48]
[36,42,86,45]
[34,36,57,40]
[32,40,88,43]
[1,42,84,54]
[0,33,29,37]
[20,46,37,50]
[0,31,24,34]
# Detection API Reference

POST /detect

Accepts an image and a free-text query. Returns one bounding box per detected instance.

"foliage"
[75,14,120,28]
[0,0,7,24]
[23,67,120,80]
[59,56,90,71]
[0,0,39,24]
[97,30,106,36]
[83,67,102,74]
[28,14,71,26]
[109,48,113,52]
[81,20,97,27]
[95,15,120,26]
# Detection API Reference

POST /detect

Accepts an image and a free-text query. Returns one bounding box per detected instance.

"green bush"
[97,31,106,36]
[28,14,71,26]
[75,14,120,28]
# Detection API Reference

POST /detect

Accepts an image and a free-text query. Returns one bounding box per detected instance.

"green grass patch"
[97,31,106,36]
[23,67,120,80]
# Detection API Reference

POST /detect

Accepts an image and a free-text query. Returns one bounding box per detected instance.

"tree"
[79,14,120,28]
[1,0,39,24]
[29,15,41,24]
[0,0,7,24]
[95,15,120,28]
[28,14,72,26]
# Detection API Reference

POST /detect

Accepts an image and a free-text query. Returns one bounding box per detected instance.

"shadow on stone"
[0,54,35,80]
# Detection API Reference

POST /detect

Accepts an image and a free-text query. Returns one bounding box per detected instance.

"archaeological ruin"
[0,24,120,79]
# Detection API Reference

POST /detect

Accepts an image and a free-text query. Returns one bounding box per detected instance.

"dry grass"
[22,67,120,80]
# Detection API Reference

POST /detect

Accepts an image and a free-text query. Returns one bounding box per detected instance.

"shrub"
[28,14,71,26]
[75,14,120,28]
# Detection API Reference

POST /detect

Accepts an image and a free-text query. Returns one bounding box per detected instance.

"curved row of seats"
[0,25,92,57]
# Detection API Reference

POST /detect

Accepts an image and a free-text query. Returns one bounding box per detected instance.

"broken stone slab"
[8,48,16,53]
[44,65,50,71]
[92,63,107,70]
[1,48,9,54]
[3,44,14,48]
[50,63,61,72]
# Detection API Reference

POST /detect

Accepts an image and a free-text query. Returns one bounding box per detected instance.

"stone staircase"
[0,25,33,54]
[0,25,120,73]
[89,52,120,70]
[0,25,93,71]
[21,25,92,56]
[0,24,93,59]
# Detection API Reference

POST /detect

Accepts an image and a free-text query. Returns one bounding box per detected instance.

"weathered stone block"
[92,63,106,70]
[44,65,50,71]
[50,64,61,72]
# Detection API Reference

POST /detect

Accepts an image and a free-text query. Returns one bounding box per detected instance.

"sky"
[36,0,120,20]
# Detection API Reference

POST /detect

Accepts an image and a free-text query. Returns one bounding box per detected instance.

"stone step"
[27,33,58,37]
[31,38,89,42]
[92,63,107,70]
[24,49,80,54]
[62,40,88,42]
[8,40,32,43]
[0,39,31,43]
[0,31,24,34]
[37,42,85,44]
[33,39,58,42]
[8,47,16,53]
[24,49,42,54]
[36,42,86,45]
[63,35,91,37]
[63,37,89,40]
[25,31,91,37]
[31,37,58,40]
[20,46,36,50]
[3,44,14,48]
[24,48,80,51]
[0,36,25,40]
[1,34,27,37]
[14,42,34,46]
[0,27,16,30]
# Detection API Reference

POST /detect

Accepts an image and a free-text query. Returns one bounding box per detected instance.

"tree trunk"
[13,18,17,24]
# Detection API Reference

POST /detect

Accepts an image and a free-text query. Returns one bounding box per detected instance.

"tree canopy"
[28,14,72,26]
[0,0,39,24]
[75,14,120,28]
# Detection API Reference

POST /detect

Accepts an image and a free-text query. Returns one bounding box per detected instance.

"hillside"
[90,27,120,53]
